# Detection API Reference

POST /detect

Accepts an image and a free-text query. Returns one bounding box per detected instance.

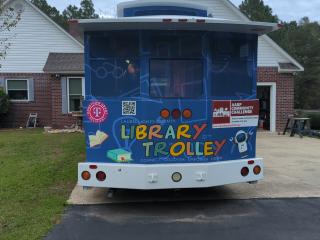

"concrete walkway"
[68,133,320,204]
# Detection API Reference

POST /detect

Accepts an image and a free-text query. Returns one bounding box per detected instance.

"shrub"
[297,110,320,130]
[0,90,10,114]
[306,113,320,130]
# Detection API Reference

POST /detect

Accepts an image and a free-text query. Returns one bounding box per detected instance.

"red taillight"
[160,109,170,119]
[89,165,97,169]
[182,109,192,119]
[241,167,249,177]
[81,171,91,180]
[277,23,284,28]
[253,165,261,175]
[196,19,206,23]
[96,171,106,181]
[248,160,255,165]
[172,109,181,119]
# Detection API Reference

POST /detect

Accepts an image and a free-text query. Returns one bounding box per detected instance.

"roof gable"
[197,0,304,71]
[1,0,83,73]
[115,0,303,71]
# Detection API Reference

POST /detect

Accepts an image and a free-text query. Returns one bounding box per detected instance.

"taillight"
[96,171,106,181]
[81,171,91,180]
[182,109,192,119]
[253,165,261,175]
[241,167,249,177]
[160,109,170,119]
[248,160,255,165]
[196,19,206,23]
[172,109,181,119]
[89,165,97,169]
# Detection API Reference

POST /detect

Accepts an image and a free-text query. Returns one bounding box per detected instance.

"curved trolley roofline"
[78,16,279,36]
[116,0,209,17]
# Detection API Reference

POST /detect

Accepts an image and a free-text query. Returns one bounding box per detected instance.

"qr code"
[122,101,136,116]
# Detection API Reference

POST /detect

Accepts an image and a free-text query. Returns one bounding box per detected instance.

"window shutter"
[61,77,68,114]
[0,78,5,92]
[28,78,35,101]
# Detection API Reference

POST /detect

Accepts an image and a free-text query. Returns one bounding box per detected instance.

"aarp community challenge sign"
[212,100,259,128]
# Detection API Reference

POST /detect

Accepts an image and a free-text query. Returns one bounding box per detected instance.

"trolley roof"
[78,16,279,35]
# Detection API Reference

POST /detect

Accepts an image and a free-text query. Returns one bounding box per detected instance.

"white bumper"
[78,158,263,190]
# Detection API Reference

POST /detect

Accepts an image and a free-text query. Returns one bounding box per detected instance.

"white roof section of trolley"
[78,16,278,35]
[116,0,209,17]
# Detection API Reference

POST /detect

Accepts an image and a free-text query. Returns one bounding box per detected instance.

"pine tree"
[62,0,99,20]
[239,0,279,23]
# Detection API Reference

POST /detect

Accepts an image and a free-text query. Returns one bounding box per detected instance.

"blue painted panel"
[83,98,257,164]
[123,6,207,17]
[83,30,259,164]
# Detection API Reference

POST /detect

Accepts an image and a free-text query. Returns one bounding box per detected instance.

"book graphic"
[89,130,109,148]
[107,148,132,162]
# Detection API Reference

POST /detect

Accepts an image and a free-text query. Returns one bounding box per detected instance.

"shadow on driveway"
[46,198,320,240]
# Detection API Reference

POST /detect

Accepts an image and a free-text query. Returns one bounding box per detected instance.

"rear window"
[150,59,203,98]
[89,32,140,97]
[210,34,255,97]
[91,59,140,97]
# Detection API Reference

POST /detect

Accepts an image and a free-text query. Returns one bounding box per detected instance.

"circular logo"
[87,101,108,123]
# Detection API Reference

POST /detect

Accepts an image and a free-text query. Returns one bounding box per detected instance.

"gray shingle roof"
[279,62,300,71]
[43,53,84,73]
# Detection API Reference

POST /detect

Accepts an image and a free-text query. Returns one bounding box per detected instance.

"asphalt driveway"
[45,133,320,240]
[46,198,320,240]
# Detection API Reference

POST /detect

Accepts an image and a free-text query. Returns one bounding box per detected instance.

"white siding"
[196,0,292,67]
[0,0,83,73]
[257,37,288,66]
[197,0,243,20]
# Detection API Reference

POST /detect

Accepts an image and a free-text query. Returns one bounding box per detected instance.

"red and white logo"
[212,100,259,128]
[213,100,231,125]
[87,101,108,123]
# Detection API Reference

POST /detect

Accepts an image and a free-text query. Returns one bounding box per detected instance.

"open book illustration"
[89,130,109,148]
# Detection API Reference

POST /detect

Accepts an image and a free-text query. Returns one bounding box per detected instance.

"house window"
[67,77,83,112]
[6,79,29,101]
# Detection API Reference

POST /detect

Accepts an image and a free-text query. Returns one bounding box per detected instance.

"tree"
[79,0,99,19]
[239,0,320,110]
[0,90,9,114]
[62,0,99,20]
[32,0,98,30]
[239,0,279,23]
[0,0,22,65]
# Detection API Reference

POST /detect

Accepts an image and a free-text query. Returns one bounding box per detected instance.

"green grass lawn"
[0,129,85,240]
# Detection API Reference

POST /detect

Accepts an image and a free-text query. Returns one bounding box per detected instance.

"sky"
[46,0,320,22]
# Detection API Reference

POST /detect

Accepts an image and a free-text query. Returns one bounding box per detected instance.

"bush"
[296,110,320,130]
[307,113,320,130]
[0,90,10,114]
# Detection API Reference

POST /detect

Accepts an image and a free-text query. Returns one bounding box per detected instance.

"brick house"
[0,0,303,131]
[0,0,83,128]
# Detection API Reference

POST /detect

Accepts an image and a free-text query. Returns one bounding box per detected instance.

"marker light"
[89,165,97,169]
[253,166,262,175]
[172,109,181,119]
[241,167,249,177]
[81,171,91,180]
[96,171,106,181]
[160,109,170,119]
[248,160,255,165]
[182,109,192,119]
[196,19,206,23]
[172,172,182,182]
